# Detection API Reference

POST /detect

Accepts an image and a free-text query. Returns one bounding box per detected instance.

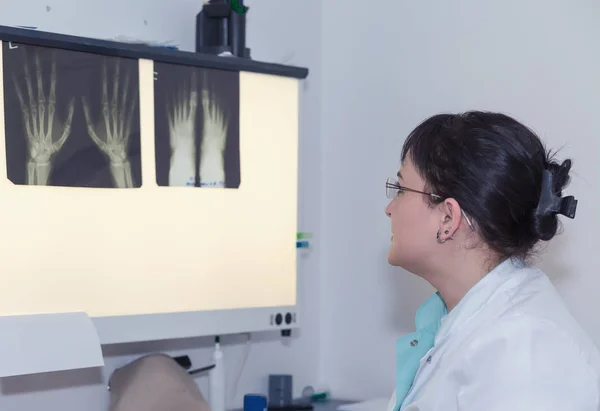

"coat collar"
[434,257,526,345]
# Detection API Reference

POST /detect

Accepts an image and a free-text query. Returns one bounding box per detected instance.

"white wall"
[319,0,600,401]
[3,0,600,408]
[0,1,322,410]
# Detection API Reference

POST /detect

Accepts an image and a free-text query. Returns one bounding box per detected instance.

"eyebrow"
[396,170,403,180]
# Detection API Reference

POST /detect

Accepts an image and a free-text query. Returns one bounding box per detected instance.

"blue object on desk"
[244,394,267,411]
[234,399,355,411]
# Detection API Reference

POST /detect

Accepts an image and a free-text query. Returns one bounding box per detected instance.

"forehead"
[396,156,422,185]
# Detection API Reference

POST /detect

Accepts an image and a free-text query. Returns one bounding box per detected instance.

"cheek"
[391,200,416,231]
[393,218,418,248]
[389,201,436,268]
[391,200,432,245]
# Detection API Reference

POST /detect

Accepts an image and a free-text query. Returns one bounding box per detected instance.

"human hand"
[12,52,75,185]
[82,59,137,188]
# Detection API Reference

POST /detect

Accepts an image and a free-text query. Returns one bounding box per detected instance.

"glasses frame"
[386,177,475,231]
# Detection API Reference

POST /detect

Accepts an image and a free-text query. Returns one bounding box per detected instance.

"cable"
[230,332,252,400]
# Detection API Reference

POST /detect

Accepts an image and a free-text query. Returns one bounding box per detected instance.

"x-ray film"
[153,62,241,188]
[2,43,142,188]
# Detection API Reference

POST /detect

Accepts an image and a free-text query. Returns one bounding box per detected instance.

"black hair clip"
[536,169,578,219]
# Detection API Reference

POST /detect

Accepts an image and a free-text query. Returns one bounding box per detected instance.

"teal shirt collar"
[395,292,447,410]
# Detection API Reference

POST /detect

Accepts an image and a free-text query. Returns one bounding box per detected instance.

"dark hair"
[401,111,574,259]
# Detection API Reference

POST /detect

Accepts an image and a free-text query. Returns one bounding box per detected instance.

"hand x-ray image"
[154,62,240,188]
[2,43,142,188]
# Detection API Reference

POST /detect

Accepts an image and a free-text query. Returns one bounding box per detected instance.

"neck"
[423,250,502,311]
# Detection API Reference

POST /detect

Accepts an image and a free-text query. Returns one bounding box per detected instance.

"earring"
[437,230,452,244]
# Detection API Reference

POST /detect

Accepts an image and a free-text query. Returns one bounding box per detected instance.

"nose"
[385,201,392,218]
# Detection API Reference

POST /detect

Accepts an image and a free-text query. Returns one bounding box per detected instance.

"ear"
[437,198,462,242]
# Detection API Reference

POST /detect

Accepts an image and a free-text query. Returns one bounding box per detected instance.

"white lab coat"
[386,258,600,411]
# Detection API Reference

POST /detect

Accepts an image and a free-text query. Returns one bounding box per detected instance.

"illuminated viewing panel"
[0,42,299,320]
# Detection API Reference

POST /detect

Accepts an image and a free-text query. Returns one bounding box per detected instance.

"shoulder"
[465,313,599,370]
[457,314,600,410]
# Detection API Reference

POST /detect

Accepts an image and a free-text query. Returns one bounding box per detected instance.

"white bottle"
[209,336,226,411]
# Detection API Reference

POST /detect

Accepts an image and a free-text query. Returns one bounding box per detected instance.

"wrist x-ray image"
[153,62,240,188]
[2,43,142,188]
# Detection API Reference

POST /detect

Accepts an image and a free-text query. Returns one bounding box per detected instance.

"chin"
[387,250,403,267]
[388,249,418,273]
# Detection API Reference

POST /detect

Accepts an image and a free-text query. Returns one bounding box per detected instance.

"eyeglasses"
[386,177,475,231]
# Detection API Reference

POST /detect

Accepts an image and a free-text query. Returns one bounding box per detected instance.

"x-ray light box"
[0,26,308,345]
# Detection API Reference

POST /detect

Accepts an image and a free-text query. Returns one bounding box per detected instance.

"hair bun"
[548,159,572,187]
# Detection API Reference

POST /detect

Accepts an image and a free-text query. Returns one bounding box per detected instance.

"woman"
[384,111,600,411]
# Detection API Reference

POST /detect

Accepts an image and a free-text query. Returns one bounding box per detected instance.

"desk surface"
[311,400,356,411]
